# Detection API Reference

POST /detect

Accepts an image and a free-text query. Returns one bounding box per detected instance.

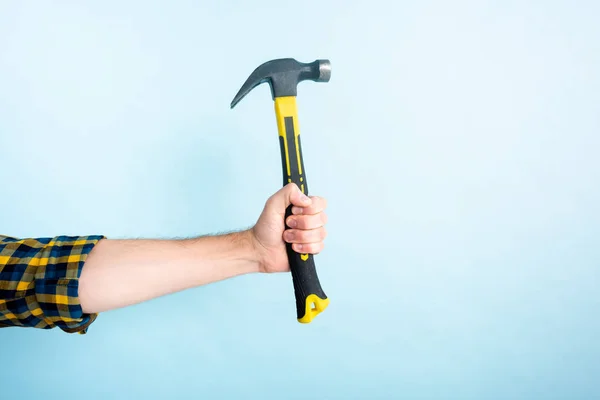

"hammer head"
[230,58,331,108]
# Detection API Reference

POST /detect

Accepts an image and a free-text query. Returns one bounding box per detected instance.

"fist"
[251,183,328,273]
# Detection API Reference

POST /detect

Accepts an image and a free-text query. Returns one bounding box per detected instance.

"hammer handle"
[274,96,329,323]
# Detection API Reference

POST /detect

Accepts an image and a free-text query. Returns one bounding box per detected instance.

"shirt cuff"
[0,234,105,334]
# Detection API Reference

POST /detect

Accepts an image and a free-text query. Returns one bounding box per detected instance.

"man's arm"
[79,231,259,314]
[78,182,328,315]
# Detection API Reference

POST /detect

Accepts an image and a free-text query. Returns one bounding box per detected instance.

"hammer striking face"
[230,58,331,323]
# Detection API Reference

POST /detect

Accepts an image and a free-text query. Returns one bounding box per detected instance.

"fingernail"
[300,193,310,202]
[285,231,295,241]
[292,206,303,215]
[296,244,303,251]
[287,218,297,228]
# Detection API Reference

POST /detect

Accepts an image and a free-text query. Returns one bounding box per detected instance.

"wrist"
[248,226,271,274]
[235,229,262,274]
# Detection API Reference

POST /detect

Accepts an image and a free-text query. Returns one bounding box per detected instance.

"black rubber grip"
[279,117,327,321]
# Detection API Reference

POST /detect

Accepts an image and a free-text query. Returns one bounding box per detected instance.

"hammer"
[230,58,331,323]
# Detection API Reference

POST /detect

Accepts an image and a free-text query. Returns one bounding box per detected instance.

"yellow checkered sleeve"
[0,234,105,334]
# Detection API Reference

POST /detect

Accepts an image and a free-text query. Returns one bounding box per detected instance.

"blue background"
[1,1,599,399]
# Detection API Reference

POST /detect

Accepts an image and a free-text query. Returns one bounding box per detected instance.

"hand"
[251,183,328,273]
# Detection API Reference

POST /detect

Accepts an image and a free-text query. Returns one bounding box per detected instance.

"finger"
[266,183,311,216]
[286,212,327,230]
[288,185,312,208]
[292,196,327,215]
[283,226,327,244]
[292,241,324,254]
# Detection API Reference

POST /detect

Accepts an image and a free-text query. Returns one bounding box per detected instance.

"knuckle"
[315,213,326,227]
[320,212,328,224]
[310,242,324,254]
[305,214,319,229]
[302,215,318,229]
[312,230,321,240]
[298,231,310,242]
[320,227,327,239]
[319,197,328,209]
[309,196,321,206]
[298,230,310,242]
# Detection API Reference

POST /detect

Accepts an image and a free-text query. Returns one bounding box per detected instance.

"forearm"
[78,230,260,314]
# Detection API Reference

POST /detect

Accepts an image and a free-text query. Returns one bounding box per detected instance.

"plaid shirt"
[0,234,104,334]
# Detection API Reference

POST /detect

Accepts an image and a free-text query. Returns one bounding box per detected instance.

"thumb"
[267,183,312,214]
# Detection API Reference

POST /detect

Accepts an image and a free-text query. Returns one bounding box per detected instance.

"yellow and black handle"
[275,96,329,323]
